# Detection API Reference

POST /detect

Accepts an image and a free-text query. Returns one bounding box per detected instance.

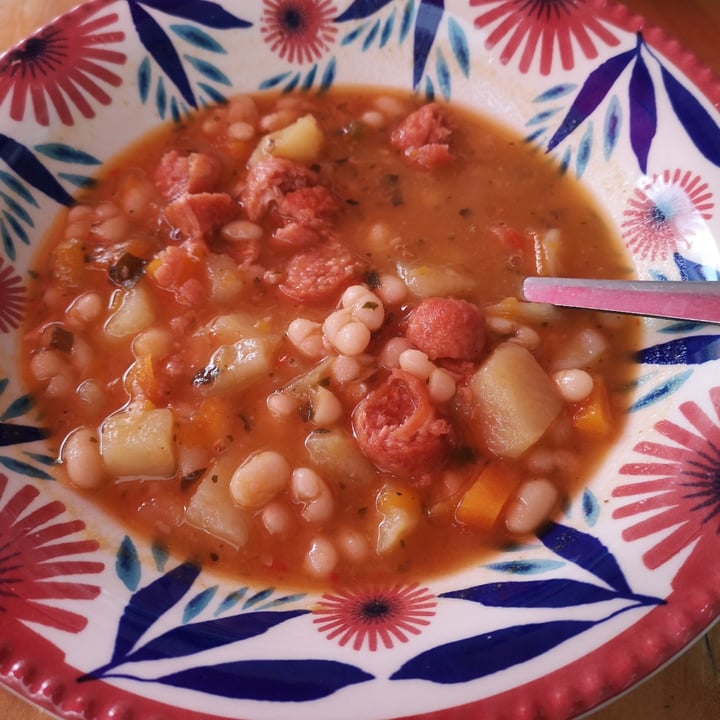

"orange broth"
[22,90,639,589]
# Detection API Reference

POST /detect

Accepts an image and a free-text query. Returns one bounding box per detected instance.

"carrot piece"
[572,376,612,436]
[455,462,520,532]
[192,397,235,448]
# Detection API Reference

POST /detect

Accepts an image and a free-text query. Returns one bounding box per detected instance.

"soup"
[22,90,639,589]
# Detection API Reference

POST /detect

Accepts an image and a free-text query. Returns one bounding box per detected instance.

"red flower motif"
[261,0,338,64]
[470,0,620,75]
[0,257,26,333]
[621,169,714,262]
[0,0,126,126]
[612,387,720,570]
[0,474,103,632]
[312,583,436,651]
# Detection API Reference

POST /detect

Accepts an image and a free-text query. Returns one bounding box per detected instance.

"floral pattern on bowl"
[1,1,719,719]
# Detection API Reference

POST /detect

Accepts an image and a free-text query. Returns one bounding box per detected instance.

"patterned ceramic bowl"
[1,2,719,719]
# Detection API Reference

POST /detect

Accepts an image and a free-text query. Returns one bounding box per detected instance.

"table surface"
[0,0,719,718]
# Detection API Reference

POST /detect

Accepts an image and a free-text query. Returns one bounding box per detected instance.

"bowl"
[1,1,719,719]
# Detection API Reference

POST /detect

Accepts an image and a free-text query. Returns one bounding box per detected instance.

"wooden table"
[0,0,718,718]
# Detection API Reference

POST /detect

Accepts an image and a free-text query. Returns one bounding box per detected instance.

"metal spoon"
[521,277,720,324]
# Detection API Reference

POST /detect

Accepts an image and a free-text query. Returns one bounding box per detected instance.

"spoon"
[521,277,720,324]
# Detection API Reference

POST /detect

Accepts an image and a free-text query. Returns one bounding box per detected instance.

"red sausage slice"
[406,297,485,361]
[390,103,452,170]
[352,369,454,476]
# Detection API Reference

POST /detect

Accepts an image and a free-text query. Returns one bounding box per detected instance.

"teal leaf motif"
[0,455,53,480]
[184,55,232,85]
[183,585,218,623]
[171,24,226,52]
[0,393,34,422]
[116,535,142,592]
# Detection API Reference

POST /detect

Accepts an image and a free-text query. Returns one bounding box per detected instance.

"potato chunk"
[105,283,156,338]
[101,407,176,477]
[375,483,422,554]
[469,342,562,459]
[186,461,251,548]
[251,114,324,165]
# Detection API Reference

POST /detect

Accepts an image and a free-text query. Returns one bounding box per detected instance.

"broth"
[22,89,639,589]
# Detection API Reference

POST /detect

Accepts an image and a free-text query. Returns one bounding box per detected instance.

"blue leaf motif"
[171,24,226,52]
[183,585,218,623]
[0,190,32,227]
[635,335,720,365]
[391,619,599,683]
[0,422,42,447]
[57,173,96,189]
[154,658,373,700]
[0,170,37,206]
[661,65,720,166]
[184,55,231,85]
[34,144,101,166]
[539,522,632,594]
[484,559,565,575]
[582,489,601,526]
[110,561,200,664]
[441,578,650,608]
[259,72,292,90]
[380,9,395,47]
[629,370,692,412]
[138,57,152,103]
[215,588,248,615]
[102,609,309,668]
[320,58,336,90]
[413,0,444,89]
[0,455,53,480]
[302,65,318,91]
[534,83,577,102]
[1,220,13,260]
[674,251,720,281]
[447,17,469,76]
[604,95,622,159]
[116,536,142,592]
[156,75,168,118]
[435,49,451,100]
[575,122,593,177]
[243,587,275,609]
[400,0,415,42]
[628,53,657,173]
[547,48,637,152]
[0,393,34,421]
[363,19,381,49]
[135,0,251,29]
[198,82,228,105]
[335,0,396,22]
[0,135,74,206]
[4,212,28,245]
[128,2,196,108]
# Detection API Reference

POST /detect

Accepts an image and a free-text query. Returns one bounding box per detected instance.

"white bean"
[287,318,324,358]
[222,219,263,242]
[375,273,407,306]
[332,321,371,356]
[262,502,293,535]
[335,528,370,563]
[30,348,66,381]
[511,325,541,349]
[133,326,174,360]
[267,391,298,418]
[66,292,103,325]
[331,354,362,383]
[76,379,105,412]
[349,291,384,331]
[427,367,456,403]
[360,110,385,129]
[291,467,334,524]
[62,427,106,489]
[304,536,338,577]
[505,478,559,535]
[92,213,130,244]
[341,284,370,308]
[399,348,435,380]
[228,121,256,141]
[553,368,594,402]
[380,336,412,368]
[322,307,352,345]
[309,385,343,426]
[45,371,74,398]
[229,451,291,509]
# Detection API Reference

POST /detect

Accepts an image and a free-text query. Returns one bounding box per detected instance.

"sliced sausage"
[279,243,365,302]
[352,369,454,476]
[390,103,452,170]
[155,150,223,199]
[163,192,239,241]
[406,297,485,361]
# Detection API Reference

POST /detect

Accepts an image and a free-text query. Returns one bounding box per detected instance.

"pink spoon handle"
[521,278,720,323]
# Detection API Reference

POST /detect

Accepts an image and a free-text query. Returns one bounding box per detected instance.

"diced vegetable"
[485,296,562,326]
[469,342,563,459]
[375,483,421,554]
[101,407,176,477]
[105,282,156,338]
[455,462,520,532]
[195,336,279,394]
[50,237,87,290]
[572,376,612,435]
[533,228,562,276]
[186,460,251,548]
[305,428,375,486]
[206,252,246,303]
[250,114,324,165]
[396,262,476,297]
